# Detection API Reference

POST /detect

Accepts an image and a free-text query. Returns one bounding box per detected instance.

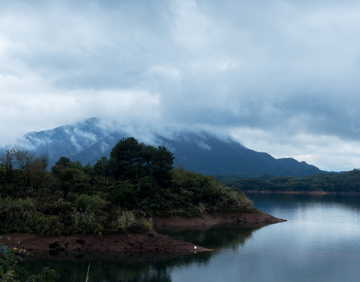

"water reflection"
[22,251,213,282]
[155,223,263,250]
[21,223,268,281]
[20,194,360,282]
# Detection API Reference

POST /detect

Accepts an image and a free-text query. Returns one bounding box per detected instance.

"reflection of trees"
[20,224,268,281]
[156,224,263,250]
[21,251,213,282]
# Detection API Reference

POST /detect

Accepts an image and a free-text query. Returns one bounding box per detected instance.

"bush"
[75,194,104,214]
[72,207,104,235]
[107,181,138,210]
[0,198,36,223]
[26,215,64,235]
[38,199,72,215]
[0,243,59,281]
[111,210,153,234]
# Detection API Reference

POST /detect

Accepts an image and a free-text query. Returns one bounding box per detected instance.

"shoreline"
[0,212,286,254]
[242,190,360,195]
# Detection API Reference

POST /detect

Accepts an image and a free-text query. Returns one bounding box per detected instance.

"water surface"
[22,194,360,281]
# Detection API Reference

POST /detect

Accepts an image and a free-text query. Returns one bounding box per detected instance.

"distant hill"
[220,169,360,193]
[1,118,324,177]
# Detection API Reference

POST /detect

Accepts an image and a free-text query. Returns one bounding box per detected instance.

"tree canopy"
[98,137,174,186]
[0,137,255,237]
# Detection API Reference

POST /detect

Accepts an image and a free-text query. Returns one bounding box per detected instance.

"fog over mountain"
[2,118,322,177]
[2,1,360,171]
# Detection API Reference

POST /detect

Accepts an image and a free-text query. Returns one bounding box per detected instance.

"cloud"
[1,0,360,170]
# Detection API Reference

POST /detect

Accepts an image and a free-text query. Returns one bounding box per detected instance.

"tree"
[109,137,146,180]
[93,156,110,177]
[13,150,49,192]
[55,157,70,168]
[0,148,16,185]
[105,137,174,186]
[0,149,50,193]
[51,157,90,199]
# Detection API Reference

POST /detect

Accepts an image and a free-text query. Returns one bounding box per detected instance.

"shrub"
[26,215,64,235]
[39,199,72,215]
[0,243,59,281]
[0,198,36,223]
[115,210,135,230]
[111,210,153,234]
[75,194,104,214]
[107,181,138,210]
[72,207,104,235]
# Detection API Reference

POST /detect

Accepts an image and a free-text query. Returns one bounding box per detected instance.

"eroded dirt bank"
[0,232,211,253]
[153,211,286,227]
[0,212,285,253]
[243,190,360,195]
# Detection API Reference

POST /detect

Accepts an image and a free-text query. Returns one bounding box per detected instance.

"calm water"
[22,194,360,281]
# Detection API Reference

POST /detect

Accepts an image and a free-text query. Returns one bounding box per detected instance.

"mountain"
[2,118,324,177]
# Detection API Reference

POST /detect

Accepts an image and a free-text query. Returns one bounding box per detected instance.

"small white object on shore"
[194,246,197,249]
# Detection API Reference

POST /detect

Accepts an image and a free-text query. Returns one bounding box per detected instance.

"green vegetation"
[0,137,254,236]
[0,242,59,281]
[218,169,360,193]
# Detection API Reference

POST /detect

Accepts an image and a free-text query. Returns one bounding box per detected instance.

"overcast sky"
[1,0,360,171]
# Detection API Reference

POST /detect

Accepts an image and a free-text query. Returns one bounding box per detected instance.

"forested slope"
[218,170,360,193]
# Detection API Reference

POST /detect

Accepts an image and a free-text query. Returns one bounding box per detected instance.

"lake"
[22,194,360,281]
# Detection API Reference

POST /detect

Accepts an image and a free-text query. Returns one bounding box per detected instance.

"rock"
[56,247,66,252]
[49,250,59,257]
[75,239,86,244]
[49,241,60,249]
[0,245,11,255]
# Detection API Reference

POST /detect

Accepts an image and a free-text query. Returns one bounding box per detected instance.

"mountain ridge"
[1,118,324,177]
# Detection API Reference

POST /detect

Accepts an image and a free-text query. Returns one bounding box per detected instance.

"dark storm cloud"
[1,0,360,170]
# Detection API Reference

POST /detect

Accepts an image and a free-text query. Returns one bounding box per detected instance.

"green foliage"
[107,180,138,210]
[103,137,174,186]
[222,169,360,193]
[51,160,91,199]
[0,149,49,195]
[113,210,135,230]
[0,198,36,223]
[38,199,72,216]
[0,243,59,282]
[72,208,104,235]
[0,137,257,237]
[165,167,254,216]
[111,210,153,234]
[26,215,64,235]
[75,194,104,214]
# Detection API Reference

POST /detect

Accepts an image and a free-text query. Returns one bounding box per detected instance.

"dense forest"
[216,170,360,193]
[0,137,254,237]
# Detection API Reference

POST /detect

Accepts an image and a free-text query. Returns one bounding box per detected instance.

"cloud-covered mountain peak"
[2,118,323,177]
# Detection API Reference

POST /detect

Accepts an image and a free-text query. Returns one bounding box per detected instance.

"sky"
[1,0,360,171]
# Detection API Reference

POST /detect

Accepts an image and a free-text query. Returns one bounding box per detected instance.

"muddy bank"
[243,190,360,195]
[153,212,286,227]
[0,212,285,254]
[0,232,211,254]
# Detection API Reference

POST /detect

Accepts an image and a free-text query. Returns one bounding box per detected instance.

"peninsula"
[0,137,285,253]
